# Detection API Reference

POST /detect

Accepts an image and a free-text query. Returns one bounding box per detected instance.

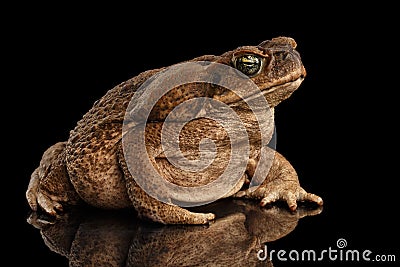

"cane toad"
[26,36,323,224]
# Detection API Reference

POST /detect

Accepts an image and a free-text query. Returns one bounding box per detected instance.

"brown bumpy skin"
[26,36,323,224]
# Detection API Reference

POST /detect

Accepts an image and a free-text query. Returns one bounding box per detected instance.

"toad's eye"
[233,54,262,76]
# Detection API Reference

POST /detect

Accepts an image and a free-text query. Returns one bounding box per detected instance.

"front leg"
[234,150,323,211]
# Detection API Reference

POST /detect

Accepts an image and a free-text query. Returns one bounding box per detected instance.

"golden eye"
[233,54,262,76]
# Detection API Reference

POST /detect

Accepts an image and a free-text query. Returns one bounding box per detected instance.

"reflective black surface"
[26,200,322,266]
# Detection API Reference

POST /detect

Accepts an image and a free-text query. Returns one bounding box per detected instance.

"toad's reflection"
[28,199,322,266]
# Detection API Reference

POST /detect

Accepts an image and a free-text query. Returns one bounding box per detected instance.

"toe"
[196,212,216,224]
[260,192,278,207]
[299,189,323,205]
[233,190,247,198]
[283,191,297,211]
[26,168,40,211]
[37,192,62,216]
[26,190,38,211]
[53,202,64,212]
[307,193,323,205]
[206,213,216,221]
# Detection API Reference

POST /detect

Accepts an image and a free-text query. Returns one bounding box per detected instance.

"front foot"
[234,180,323,211]
[235,150,323,211]
[26,168,65,216]
[26,142,81,217]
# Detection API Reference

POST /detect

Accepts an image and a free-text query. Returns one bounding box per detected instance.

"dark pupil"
[236,55,261,76]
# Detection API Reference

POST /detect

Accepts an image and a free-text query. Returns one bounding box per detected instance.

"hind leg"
[126,179,215,224]
[117,144,215,225]
[26,142,81,216]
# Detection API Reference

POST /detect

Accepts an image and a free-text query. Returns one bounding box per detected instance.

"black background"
[5,3,399,266]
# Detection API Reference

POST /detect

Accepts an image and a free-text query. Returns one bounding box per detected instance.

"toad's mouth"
[250,76,304,101]
[216,76,305,106]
